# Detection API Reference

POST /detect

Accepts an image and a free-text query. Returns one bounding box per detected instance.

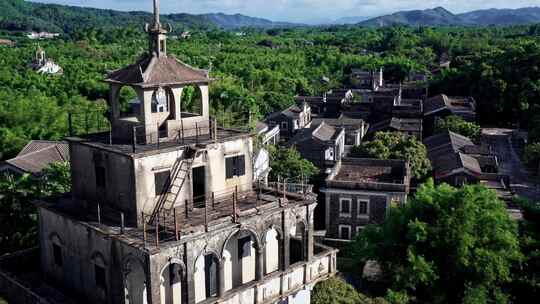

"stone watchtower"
[106,0,211,144]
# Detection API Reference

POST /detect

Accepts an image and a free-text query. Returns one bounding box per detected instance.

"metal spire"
[153,0,160,27]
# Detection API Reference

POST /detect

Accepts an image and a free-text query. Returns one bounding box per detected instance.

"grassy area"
[0,296,8,304]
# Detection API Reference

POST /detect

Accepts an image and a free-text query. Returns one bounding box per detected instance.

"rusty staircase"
[148,147,199,225]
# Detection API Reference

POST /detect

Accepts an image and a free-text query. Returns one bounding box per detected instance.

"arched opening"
[124,258,148,304]
[118,86,140,118]
[290,221,306,265]
[180,85,203,117]
[91,252,107,299]
[223,230,258,291]
[151,87,172,114]
[264,227,280,274]
[194,253,219,303]
[160,263,184,304]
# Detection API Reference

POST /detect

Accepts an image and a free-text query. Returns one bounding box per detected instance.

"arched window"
[92,252,107,294]
[119,86,139,117]
[124,258,148,304]
[290,221,306,264]
[50,233,63,268]
[264,228,280,274]
[194,253,219,303]
[180,85,203,117]
[160,263,184,304]
[223,230,258,291]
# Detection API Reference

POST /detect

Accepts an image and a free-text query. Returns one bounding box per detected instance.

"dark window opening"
[204,254,218,298]
[53,243,62,267]
[358,201,368,215]
[155,170,171,196]
[238,236,252,258]
[340,226,351,240]
[225,155,246,179]
[95,166,106,189]
[340,200,350,214]
[192,166,206,206]
[95,264,106,289]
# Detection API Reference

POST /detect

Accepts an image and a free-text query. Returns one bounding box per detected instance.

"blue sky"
[30,0,540,23]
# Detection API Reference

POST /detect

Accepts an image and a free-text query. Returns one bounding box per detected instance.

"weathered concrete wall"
[324,189,406,240]
[38,207,149,304]
[70,142,137,225]
[134,136,254,223]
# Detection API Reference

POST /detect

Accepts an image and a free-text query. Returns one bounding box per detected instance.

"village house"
[320,158,411,244]
[0,2,338,303]
[423,131,512,201]
[264,102,312,141]
[423,94,476,137]
[350,69,383,91]
[311,115,368,148]
[0,140,69,177]
[27,31,61,40]
[286,122,345,169]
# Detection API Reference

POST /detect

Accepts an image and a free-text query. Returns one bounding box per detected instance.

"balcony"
[218,244,338,304]
[143,181,316,244]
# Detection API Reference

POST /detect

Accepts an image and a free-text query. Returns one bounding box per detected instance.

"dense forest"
[2,24,540,160]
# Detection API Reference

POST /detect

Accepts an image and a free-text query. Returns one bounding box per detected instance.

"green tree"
[350,132,431,180]
[507,198,540,302]
[435,116,481,140]
[39,161,71,195]
[348,180,522,304]
[0,162,72,254]
[268,146,318,182]
[312,277,389,304]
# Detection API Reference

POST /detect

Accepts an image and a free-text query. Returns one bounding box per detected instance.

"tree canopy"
[268,146,319,182]
[0,162,71,254]
[347,180,521,304]
[350,132,431,180]
[312,277,389,304]
[434,115,481,140]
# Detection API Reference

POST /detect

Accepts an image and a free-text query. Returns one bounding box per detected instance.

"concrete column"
[218,258,226,297]
[306,206,314,262]
[185,244,196,304]
[255,246,264,281]
[199,85,210,119]
[109,84,121,119]
[282,210,290,270]
[146,256,161,304]
[170,87,183,120]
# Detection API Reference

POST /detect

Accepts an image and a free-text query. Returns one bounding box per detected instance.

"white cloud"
[30,0,540,22]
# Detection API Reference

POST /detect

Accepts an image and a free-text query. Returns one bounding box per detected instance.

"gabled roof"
[424,94,475,117]
[105,54,211,88]
[368,117,422,134]
[423,130,475,157]
[2,141,69,175]
[431,152,482,178]
[265,103,308,121]
[288,122,343,146]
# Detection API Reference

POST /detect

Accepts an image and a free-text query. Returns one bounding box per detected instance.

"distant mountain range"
[1,1,540,34]
[358,6,540,27]
[0,0,298,33]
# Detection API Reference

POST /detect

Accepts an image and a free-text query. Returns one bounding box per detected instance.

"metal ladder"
[148,147,198,224]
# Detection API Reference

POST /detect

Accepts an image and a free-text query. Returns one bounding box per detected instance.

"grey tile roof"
[4,141,69,175]
[288,122,342,145]
[424,94,475,117]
